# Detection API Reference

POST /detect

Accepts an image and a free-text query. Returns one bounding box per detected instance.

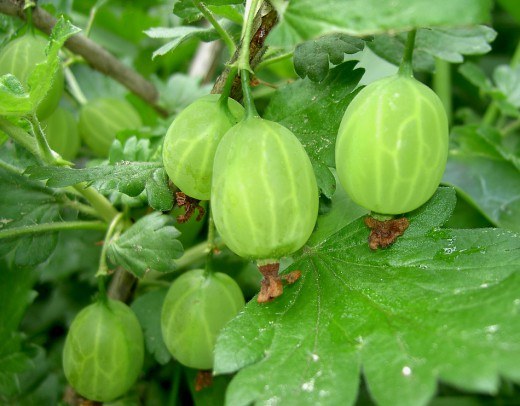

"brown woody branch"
[211,1,278,98]
[0,0,167,117]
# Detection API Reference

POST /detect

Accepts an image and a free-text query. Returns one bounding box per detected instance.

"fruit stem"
[241,69,259,118]
[238,0,261,73]
[23,1,35,34]
[97,275,108,304]
[205,209,217,276]
[193,0,236,55]
[96,212,124,276]
[398,29,417,78]
[218,65,240,122]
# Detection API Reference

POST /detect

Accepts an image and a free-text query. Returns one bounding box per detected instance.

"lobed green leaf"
[215,188,520,405]
[106,212,183,277]
[293,33,367,82]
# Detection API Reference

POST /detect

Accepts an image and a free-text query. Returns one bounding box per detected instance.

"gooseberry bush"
[1,0,520,405]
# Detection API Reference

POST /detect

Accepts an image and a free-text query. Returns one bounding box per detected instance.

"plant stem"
[238,0,261,73]
[28,114,62,165]
[501,118,520,136]
[96,212,124,276]
[73,184,119,223]
[0,117,40,159]
[398,29,417,78]
[433,58,452,124]
[256,51,294,71]
[241,69,258,118]
[62,196,102,218]
[193,0,236,55]
[0,158,24,175]
[64,67,88,105]
[97,275,108,303]
[85,0,107,38]
[0,220,106,239]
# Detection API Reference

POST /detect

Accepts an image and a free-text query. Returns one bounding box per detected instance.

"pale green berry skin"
[211,117,319,260]
[162,94,244,200]
[62,299,144,402]
[335,75,449,215]
[0,35,64,119]
[78,98,142,157]
[42,107,80,160]
[161,269,245,370]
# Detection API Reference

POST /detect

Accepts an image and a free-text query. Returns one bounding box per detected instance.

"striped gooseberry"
[335,74,449,215]
[0,34,64,119]
[62,299,144,402]
[162,94,244,200]
[78,98,142,157]
[211,117,319,260]
[161,269,245,370]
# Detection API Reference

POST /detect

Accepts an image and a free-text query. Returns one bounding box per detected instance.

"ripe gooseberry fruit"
[335,74,449,215]
[161,269,245,370]
[211,117,319,260]
[42,107,80,160]
[0,34,64,119]
[78,98,142,157]
[162,94,244,200]
[62,298,144,402]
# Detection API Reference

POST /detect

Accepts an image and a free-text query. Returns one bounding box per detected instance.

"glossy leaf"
[215,188,520,405]
[264,61,364,195]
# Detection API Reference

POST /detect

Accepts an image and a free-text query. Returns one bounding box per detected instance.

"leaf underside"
[215,188,520,406]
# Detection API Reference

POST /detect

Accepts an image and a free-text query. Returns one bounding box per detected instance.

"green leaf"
[146,168,174,211]
[173,0,203,23]
[264,61,364,194]
[293,33,367,82]
[145,26,218,59]
[106,212,183,277]
[131,289,171,365]
[214,188,520,405]
[109,136,154,163]
[0,261,36,401]
[0,167,64,267]
[493,65,520,108]
[28,18,80,111]
[307,169,368,245]
[268,0,492,47]
[443,126,520,232]
[156,74,212,115]
[25,161,168,204]
[459,62,495,93]
[369,26,496,73]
